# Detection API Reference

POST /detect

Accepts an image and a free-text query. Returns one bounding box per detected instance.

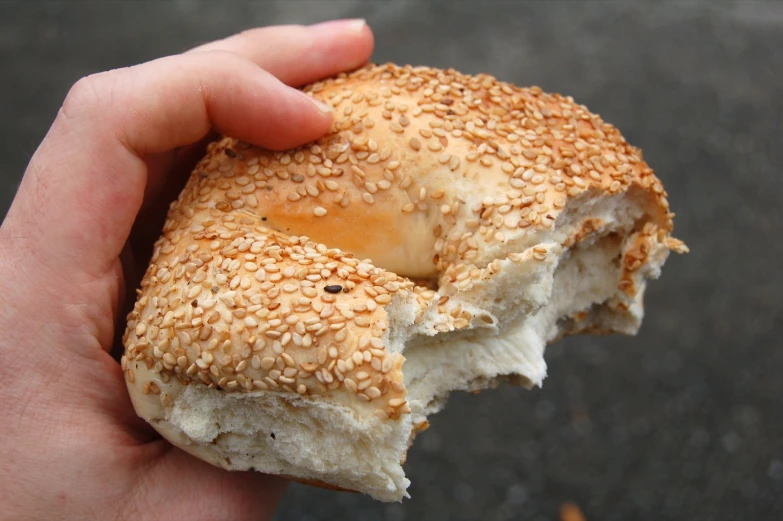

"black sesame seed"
[261,216,267,221]
[191,300,198,307]
[224,148,237,158]
[270,432,276,439]
[324,284,343,294]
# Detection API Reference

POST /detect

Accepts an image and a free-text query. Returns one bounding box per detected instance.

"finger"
[81,51,334,155]
[132,19,373,211]
[132,19,373,208]
[187,19,374,87]
[3,50,334,285]
[135,19,374,209]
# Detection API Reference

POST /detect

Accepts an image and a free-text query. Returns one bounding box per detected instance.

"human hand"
[0,19,373,521]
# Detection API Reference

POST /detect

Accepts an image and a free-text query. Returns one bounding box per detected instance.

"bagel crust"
[122,63,686,501]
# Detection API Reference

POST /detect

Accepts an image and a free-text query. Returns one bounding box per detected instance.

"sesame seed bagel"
[122,62,686,502]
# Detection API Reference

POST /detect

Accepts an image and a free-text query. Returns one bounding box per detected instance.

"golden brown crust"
[122,62,684,426]
[121,222,415,419]
[205,62,677,281]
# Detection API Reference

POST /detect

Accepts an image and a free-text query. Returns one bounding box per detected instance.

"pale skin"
[0,19,374,521]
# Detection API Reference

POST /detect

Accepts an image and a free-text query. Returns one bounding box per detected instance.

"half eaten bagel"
[122,62,687,501]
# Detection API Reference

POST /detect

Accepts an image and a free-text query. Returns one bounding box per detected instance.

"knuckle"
[62,74,103,117]
[60,70,124,123]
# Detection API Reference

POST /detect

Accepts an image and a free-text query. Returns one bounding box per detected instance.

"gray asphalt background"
[1,1,781,520]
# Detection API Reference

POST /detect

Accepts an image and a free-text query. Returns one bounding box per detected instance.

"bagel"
[121,62,687,501]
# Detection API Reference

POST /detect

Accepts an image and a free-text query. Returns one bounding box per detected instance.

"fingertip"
[262,94,334,151]
[355,20,376,65]
[302,91,334,116]
[309,18,375,67]
[352,19,375,48]
[227,79,335,152]
[308,18,367,34]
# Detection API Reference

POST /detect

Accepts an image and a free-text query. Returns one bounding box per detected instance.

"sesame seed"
[281,352,296,367]
[313,206,327,217]
[388,398,406,408]
[125,63,676,410]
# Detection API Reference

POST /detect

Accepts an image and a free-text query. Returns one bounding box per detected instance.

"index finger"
[188,19,374,87]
